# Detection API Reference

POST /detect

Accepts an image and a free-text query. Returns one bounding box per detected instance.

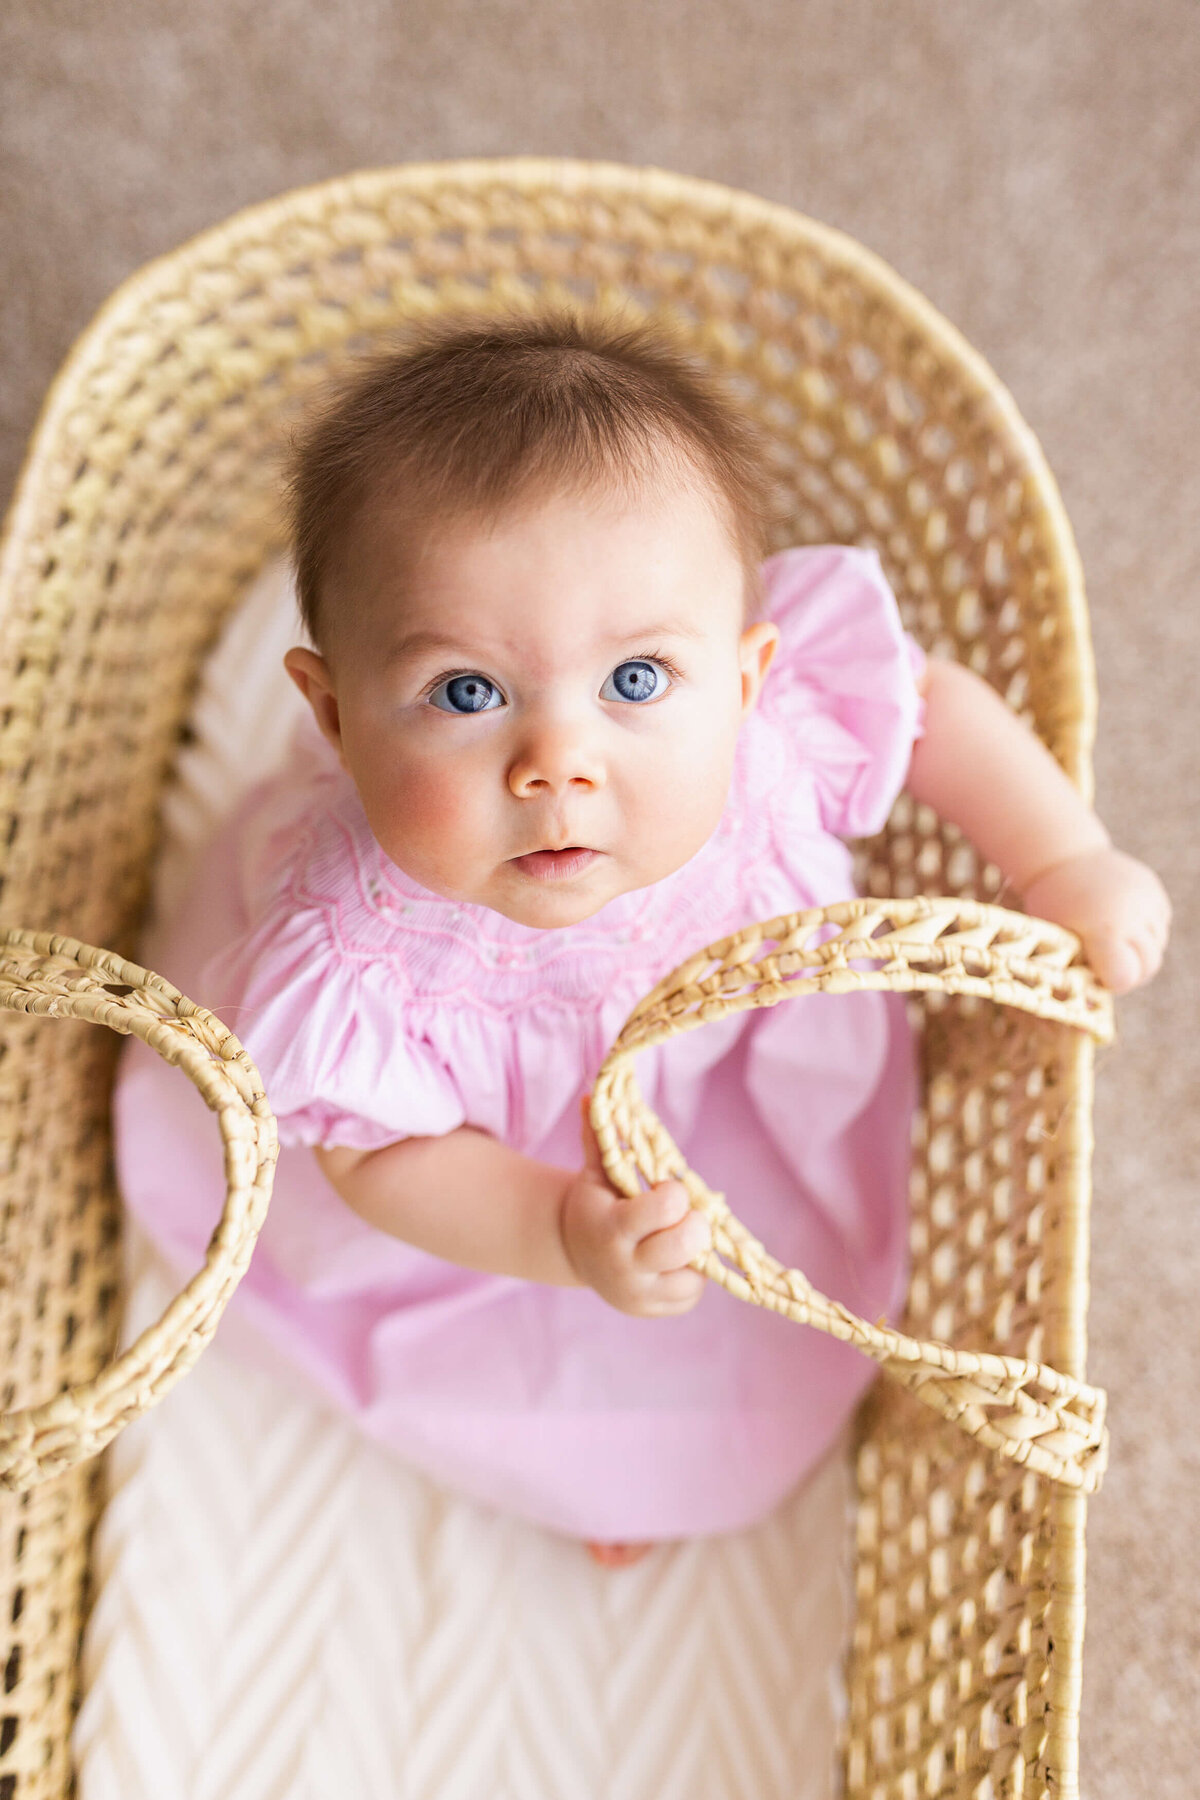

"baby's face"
[286,476,778,930]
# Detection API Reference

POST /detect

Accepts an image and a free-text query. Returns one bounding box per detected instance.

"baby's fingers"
[633,1202,712,1275]
[1090,933,1141,994]
[621,1177,691,1239]
[1145,892,1172,945]
[641,1266,709,1315]
[1089,926,1159,995]
[1131,925,1166,984]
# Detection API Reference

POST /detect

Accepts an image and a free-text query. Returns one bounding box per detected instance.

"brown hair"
[287,312,773,651]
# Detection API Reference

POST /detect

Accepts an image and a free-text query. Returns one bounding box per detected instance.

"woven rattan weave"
[0,159,1104,1799]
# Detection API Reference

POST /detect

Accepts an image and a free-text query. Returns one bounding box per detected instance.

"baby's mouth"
[510,846,602,882]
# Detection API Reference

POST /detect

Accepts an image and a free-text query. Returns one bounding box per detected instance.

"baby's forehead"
[329,476,751,656]
[380,604,715,673]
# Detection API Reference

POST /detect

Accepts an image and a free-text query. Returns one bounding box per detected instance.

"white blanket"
[74,560,853,1800]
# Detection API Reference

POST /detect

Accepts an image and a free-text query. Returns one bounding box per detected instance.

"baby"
[114,312,1169,1567]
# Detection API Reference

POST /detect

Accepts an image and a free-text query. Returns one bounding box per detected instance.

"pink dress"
[113,545,925,1541]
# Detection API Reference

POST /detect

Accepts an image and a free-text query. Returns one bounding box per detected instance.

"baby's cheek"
[364,758,490,886]
[650,725,737,839]
[397,766,466,836]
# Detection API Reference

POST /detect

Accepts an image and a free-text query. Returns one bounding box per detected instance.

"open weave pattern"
[589,897,1112,1499]
[0,898,1112,1496]
[847,1011,1098,1796]
[0,931,278,1492]
[0,160,1097,1800]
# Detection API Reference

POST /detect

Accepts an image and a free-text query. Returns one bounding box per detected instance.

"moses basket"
[0,159,1114,1799]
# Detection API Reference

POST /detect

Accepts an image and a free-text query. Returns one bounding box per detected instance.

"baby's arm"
[907,659,1170,992]
[314,1101,711,1316]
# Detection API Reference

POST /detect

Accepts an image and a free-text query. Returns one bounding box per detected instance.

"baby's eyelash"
[633,650,683,679]
[418,652,683,701]
[419,666,490,698]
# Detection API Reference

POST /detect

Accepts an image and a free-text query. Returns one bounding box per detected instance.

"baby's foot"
[585,1540,654,1567]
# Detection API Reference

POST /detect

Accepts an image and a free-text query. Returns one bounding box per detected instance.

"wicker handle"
[0,928,278,1491]
[1,897,1112,1494]
[589,895,1114,1495]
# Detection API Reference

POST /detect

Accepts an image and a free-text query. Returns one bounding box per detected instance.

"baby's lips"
[509,845,602,880]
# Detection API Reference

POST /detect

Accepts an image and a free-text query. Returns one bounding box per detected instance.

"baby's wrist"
[555,1173,589,1289]
[1016,823,1112,899]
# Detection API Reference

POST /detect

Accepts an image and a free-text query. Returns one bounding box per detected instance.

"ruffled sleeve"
[206,905,467,1154]
[758,545,925,839]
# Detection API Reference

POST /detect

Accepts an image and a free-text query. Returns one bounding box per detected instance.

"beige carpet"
[1,3,1197,1795]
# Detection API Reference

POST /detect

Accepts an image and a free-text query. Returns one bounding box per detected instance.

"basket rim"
[0,160,1101,1793]
[0,155,1096,792]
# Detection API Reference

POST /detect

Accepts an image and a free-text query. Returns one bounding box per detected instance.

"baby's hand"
[1021,846,1171,994]
[559,1097,713,1317]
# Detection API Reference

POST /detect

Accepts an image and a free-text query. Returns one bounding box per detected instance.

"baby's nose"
[507,721,605,798]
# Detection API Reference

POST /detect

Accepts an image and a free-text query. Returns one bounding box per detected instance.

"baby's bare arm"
[908,658,1170,990]
[908,658,1110,885]
[315,1104,710,1315]
[316,1129,581,1284]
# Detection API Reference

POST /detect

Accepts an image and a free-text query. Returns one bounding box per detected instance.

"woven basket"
[0,159,1110,1800]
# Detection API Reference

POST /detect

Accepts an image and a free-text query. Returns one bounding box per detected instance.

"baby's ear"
[738,621,780,717]
[283,646,347,766]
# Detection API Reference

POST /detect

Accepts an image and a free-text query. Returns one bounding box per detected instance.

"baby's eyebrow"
[384,618,706,664]
[605,618,707,644]
[383,630,475,664]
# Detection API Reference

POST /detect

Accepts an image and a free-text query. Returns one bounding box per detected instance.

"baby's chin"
[389,841,714,931]
[481,862,649,932]
[471,849,693,933]
[484,892,622,931]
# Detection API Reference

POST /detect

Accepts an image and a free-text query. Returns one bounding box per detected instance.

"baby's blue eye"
[600,659,671,704]
[429,674,506,714]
